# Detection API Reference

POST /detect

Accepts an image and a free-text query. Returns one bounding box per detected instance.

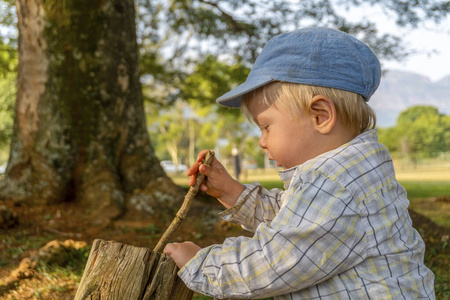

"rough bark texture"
[74,239,193,300]
[0,0,183,224]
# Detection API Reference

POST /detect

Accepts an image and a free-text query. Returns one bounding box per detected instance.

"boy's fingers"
[163,243,177,254]
[199,164,209,174]
[187,150,217,187]
[196,149,209,162]
[186,162,201,176]
[188,175,195,186]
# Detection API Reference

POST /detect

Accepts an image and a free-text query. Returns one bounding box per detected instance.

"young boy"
[164,27,435,299]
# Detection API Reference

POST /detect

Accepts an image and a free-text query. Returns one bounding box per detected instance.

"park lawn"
[400,181,450,229]
[400,181,450,199]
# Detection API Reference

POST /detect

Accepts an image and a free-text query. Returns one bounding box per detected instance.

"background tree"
[378,106,450,163]
[0,0,182,226]
[137,0,449,108]
[0,0,17,162]
[0,71,16,161]
[138,0,449,174]
[0,0,448,224]
[147,99,192,166]
[181,55,249,166]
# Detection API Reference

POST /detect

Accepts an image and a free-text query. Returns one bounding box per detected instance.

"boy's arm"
[165,182,285,269]
[178,174,367,299]
[219,182,285,232]
[188,150,284,230]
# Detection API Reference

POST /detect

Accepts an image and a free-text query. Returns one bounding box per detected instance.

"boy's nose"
[259,135,266,149]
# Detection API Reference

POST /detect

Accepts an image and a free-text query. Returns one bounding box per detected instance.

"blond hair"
[241,82,376,136]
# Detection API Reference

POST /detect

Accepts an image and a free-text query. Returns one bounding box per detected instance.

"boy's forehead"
[247,95,289,118]
[246,82,281,104]
[247,96,272,115]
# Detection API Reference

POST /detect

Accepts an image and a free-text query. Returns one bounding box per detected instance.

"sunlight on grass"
[401,181,450,199]
[408,196,450,229]
[2,266,82,300]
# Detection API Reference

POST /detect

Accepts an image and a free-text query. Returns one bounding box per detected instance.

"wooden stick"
[153,150,215,253]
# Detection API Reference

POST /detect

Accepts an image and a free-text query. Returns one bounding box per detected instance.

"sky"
[355,6,450,82]
[386,31,450,81]
[383,27,450,82]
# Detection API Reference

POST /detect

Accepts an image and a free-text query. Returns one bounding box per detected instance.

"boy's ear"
[309,95,336,134]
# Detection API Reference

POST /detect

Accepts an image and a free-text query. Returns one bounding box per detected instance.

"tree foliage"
[135,0,449,162]
[0,1,17,152]
[378,106,450,161]
[136,0,439,106]
[1,0,449,163]
[0,72,15,151]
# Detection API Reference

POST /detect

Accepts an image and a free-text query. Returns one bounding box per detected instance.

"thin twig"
[43,227,82,239]
[153,150,215,253]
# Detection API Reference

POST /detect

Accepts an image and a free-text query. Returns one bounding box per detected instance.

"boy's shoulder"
[299,130,395,193]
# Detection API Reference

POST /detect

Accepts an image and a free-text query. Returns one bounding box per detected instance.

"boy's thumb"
[199,164,210,175]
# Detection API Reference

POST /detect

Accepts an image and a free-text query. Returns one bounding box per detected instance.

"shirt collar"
[349,128,378,145]
[278,165,297,189]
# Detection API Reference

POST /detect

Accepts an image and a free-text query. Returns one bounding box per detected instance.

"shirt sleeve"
[179,172,369,299]
[219,182,285,232]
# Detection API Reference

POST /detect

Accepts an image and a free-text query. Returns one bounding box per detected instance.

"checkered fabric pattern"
[179,129,435,299]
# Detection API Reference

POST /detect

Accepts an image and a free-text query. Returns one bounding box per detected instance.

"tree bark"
[0,0,183,224]
[74,239,193,300]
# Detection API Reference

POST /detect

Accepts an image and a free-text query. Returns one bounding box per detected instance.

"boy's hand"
[163,241,201,269]
[187,149,245,208]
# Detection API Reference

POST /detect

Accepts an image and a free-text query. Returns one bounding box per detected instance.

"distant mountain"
[370,70,450,127]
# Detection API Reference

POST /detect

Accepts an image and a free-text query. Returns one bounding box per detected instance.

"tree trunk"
[74,239,193,300]
[0,0,183,224]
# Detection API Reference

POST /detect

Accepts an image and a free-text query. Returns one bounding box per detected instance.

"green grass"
[400,181,450,199]
[0,231,57,267]
[398,181,450,229]
[242,179,283,190]
[245,180,450,197]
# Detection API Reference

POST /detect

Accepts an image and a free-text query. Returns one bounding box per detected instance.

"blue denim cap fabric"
[216,27,381,107]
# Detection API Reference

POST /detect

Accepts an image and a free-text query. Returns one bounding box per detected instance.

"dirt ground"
[0,192,449,299]
[0,190,253,299]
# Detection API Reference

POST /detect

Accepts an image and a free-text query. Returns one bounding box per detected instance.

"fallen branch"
[43,227,82,239]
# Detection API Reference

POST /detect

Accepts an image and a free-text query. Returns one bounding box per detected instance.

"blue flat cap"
[217,27,381,107]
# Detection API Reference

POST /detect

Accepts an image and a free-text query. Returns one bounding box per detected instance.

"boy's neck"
[315,120,358,155]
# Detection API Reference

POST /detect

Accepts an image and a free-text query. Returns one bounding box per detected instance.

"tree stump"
[75,152,215,299]
[74,239,193,300]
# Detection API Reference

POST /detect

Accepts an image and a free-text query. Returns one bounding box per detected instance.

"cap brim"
[216,78,274,108]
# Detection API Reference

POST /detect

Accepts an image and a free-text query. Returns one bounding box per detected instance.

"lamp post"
[232,146,241,180]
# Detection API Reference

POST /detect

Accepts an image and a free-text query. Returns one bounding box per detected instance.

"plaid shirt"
[179,130,435,299]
